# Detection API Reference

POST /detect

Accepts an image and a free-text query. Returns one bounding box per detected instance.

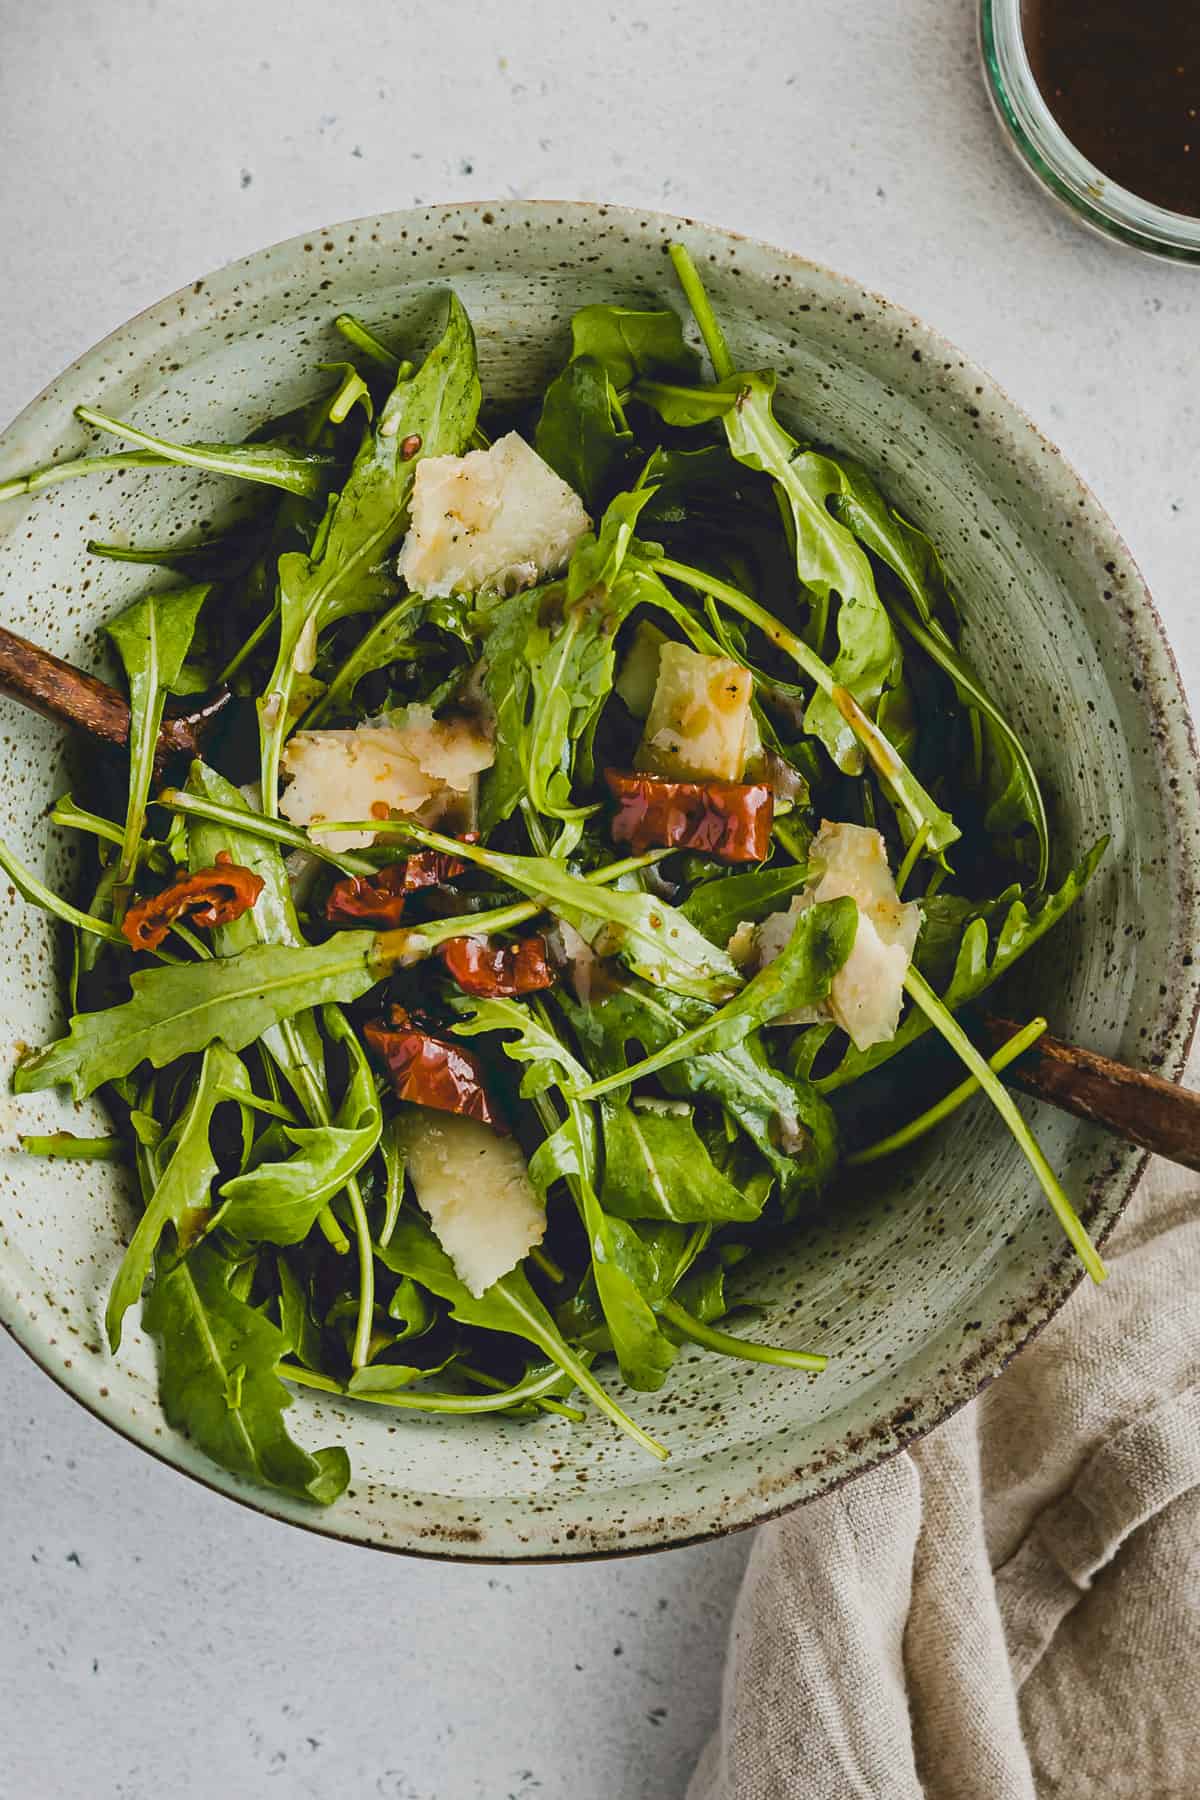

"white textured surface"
[0,2,1195,1797]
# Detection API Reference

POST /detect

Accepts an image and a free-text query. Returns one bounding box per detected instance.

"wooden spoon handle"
[0,622,132,748]
[981,1012,1200,1174]
[0,622,231,764]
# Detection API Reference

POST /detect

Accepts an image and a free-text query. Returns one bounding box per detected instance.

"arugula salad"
[3,245,1107,1504]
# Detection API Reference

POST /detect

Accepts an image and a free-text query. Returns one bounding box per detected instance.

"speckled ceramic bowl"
[0,202,1196,1559]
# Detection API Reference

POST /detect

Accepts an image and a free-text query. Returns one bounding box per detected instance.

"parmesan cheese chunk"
[636,642,754,782]
[279,705,493,849]
[752,819,921,1051]
[400,1111,546,1297]
[397,431,591,598]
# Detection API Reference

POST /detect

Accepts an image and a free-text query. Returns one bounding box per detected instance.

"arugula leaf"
[574,897,858,1099]
[534,356,633,509]
[534,304,695,507]
[106,583,208,881]
[680,863,813,947]
[476,490,657,827]
[568,304,700,388]
[215,1015,381,1246]
[634,375,747,426]
[374,1212,667,1456]
[817,838,1108,1092]
[13,934,377,1100]
[562,979,838,1212]
[455,997,678,1392]
[398,821,740,1002]
[106,1043,252,1350]
[300,591,427,727]
[829,460,1049,885]
[73,405,335,497]
[184,760,330,1127]
[276,1257,325,1370]
[652,554,959,856]
[259,294,481,805]
[144,1242,350,1504]
[600,1104,761,1223]
[0,829,126,947]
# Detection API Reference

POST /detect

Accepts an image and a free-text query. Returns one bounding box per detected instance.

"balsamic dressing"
[1021,1,1200,217]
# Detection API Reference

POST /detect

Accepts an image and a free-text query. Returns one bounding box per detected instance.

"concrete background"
[0,2,1195,1795]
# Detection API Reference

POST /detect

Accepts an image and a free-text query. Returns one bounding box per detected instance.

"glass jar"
[980,0,1200,263]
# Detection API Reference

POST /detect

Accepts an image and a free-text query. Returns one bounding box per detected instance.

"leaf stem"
[0,449,170,503]
[659,1299,826,1370]
[74,406,334,499]
[157,790,378,876]
[669,243,734,379]
[333,314,404,371]
[19,1132,124,1160]
[895,821,930,896]
[901,968,1105,1282]
[846,1015,1047,1166]
[217,599,280,686]
[528,1244,566,1285]
[344,1174,376,1370]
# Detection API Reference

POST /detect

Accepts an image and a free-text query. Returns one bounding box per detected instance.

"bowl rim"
[1,197,1197,1560]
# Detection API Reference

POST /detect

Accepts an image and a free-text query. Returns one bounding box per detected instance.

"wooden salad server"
[0,621,232,769]
[980,1013,1200,1175]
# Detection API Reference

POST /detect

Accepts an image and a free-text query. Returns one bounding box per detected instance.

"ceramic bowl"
[0,202,1196,1559]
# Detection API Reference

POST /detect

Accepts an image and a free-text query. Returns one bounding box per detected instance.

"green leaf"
[652,555,959,857]
[374,1211,666,1456]
[563,979,838,1212]
[534,357,632,510]
[452,997,678,1392]
[476,489,658,828]
[0,829,126,946]
[600,1103,762,1223]
[145,1242,350,1504]
[386,1274,435,1338]
[718,381,904,772]
[636,374,746,426]
[301,592,427,727]
[568,303,700,389]
[829,460,1049,886]
[106,1043,252,1349]
[817,838,1108,1092]
[106,582,208,880]
[215,1014,381,1246]
[73,406,335,497]
[259,293,481,803]
[399,822,740,1003]
[680,863,813,947]
[574,897,858,1098]
[184,760,330,1123]
[14,934,377,1100]
[276,1257,325,1370]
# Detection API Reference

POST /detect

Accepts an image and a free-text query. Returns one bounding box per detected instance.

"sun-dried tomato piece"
[438,934,555,998]
[325,863,409,928]
[122,853,265,953]
[363,1019,506,1130]
[604,770,774,864]
[325,848,469,928]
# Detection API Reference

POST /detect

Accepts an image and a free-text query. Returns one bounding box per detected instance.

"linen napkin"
[690,1110,1200,1800]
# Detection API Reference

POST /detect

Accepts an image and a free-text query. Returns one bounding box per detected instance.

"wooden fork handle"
[981,1012,1200,1174]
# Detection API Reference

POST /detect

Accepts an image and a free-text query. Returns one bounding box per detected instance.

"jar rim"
[980,0,1200,263]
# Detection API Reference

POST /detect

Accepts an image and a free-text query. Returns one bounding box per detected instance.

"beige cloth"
[690,1157,1200,1800]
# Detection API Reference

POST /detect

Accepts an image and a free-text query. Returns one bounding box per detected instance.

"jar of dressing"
[981,0,1200,260]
